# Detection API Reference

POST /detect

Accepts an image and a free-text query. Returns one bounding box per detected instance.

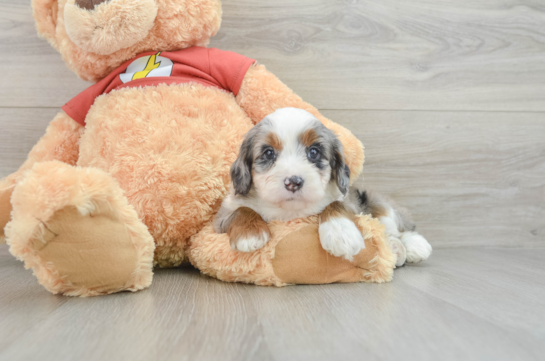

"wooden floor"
[1,245,544,361]
[1,0,544,360]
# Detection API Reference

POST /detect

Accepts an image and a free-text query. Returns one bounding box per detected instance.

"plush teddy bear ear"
[32,0,60,48]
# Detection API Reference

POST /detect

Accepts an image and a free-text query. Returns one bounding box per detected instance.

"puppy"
[214,108,431,264]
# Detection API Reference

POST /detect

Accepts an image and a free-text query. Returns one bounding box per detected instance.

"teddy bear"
[0,0,395,296]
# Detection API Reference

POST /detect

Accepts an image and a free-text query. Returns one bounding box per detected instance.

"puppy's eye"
[308,147,321,161]
[263,149,276,161]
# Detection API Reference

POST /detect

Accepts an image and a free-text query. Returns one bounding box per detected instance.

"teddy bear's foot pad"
[5,161,155,296]
[29,203,141,295]
[272,218,395,285]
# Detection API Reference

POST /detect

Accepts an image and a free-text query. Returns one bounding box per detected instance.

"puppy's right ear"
[230,130,256,196]
[330,137,351,196]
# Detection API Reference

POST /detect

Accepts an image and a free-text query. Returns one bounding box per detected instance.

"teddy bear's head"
[33,0,222,81]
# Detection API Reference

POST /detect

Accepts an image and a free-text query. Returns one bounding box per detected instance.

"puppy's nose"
[284,176,304,192]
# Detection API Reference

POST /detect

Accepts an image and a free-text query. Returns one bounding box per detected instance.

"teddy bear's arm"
[0,112,83,188]
[235,63,364,182]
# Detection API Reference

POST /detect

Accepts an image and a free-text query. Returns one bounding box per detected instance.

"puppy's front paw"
[401,232,432,263]
[319,217,365,261]
[230,231,270,253]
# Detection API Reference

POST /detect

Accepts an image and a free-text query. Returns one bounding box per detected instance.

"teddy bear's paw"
[401,232,432,263]
[5,161,155,297]
[231,231,270,253]
[30,203,140,293]
[319,217,365,261]
[388,236,407,267]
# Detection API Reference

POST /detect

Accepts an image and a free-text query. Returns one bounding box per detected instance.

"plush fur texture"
[64,0,158,55]
[189,214,395,286]
[1,0,378,296]
[77,83,254,267]
[5,161,155,296]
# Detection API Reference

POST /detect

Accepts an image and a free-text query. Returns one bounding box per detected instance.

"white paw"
[232,231,270,252]
[388,237,407,267]
[401,232,432,263]
[319,217,365,261]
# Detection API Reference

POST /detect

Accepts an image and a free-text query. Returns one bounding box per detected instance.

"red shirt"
[62,47,256,126]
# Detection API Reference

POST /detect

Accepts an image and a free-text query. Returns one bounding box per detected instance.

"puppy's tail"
[346,174,432,265]
[346,175,415,233]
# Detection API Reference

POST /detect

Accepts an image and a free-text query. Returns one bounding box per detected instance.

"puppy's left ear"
[330,138,351,196]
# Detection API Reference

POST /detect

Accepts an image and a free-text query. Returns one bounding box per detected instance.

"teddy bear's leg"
[5,161,155,297]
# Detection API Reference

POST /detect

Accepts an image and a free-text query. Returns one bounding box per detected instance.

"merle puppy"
[214,108,432,265]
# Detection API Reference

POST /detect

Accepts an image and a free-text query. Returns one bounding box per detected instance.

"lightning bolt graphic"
[132,52,162,80]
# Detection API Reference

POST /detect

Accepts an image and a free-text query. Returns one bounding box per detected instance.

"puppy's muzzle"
[284,176,304,192]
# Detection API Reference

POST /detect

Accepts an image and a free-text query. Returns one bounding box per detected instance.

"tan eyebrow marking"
[265,131,283,151]
[300,128,319,148]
